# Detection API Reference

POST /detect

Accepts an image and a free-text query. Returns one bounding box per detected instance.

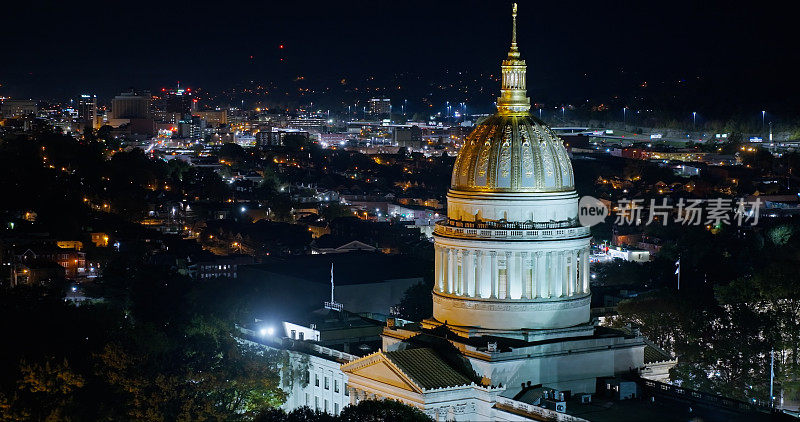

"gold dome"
[450,3,575,193]
[451,115,574,192]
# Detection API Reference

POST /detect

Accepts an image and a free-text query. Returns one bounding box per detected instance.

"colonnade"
[434,245,589,300]
[502,68,526,90]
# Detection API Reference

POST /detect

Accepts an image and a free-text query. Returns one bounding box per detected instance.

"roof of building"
[642,340,675,364]
[384,348,473,390]
[391,324,640,354]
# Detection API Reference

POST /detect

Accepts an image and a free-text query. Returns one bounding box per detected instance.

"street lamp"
[762,110,766,131]
[692,111,697,129]
[623,107,627,124]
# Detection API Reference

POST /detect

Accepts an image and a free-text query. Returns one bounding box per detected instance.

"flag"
[674,259,680,275]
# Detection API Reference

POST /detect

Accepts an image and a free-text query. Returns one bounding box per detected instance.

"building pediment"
[341,352,423,394]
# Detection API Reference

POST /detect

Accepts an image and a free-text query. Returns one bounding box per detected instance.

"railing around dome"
[434,219,590,240]
[445,218,578,230]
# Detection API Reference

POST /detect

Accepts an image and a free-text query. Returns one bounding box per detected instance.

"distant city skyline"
[2,0,798,118]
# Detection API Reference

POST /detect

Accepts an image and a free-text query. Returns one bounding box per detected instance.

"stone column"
[553,251,563,297]
[582,247,590,293]
[434,245,442,292]
[462,249,472,296]
[497,251,512,299]
[567,249,578,296]
[536,251,546,298]
[473,251,481,298]
[521,252,530,299]
[447,248,455,294]
[503,251,512,299]
[443,248,450,294]
[453,249,464,295]
[559,251,567,297]
[490,251,498,298]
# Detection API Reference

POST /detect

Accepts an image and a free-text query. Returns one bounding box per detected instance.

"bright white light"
[259,328,267,336]
[71,286,77,292]
[267,327,274,336]
[241,206,246,212]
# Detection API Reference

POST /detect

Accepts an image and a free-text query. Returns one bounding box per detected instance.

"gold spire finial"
[497,2,529,114]
[512,3,517,46]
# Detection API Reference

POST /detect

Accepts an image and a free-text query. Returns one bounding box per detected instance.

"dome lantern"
[497,3,530,115]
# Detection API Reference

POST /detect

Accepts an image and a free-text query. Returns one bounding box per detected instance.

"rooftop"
[385,348,474,390]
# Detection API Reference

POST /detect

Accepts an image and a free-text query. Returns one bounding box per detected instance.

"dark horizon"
[2,0,798,117]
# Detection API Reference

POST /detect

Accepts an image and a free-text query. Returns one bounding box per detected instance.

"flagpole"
[770,348,775,407]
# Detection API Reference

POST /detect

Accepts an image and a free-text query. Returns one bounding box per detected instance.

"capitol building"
[341,5,672,420]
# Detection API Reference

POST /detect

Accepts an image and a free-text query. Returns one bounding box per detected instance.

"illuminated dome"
[451,115,574,192]
[430,4,591,338]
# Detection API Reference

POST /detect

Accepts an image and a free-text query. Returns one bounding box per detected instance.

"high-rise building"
[110,90,151,119]
[368,98,391,118]
[342,5,664,419]
[77,94,98,129]
[193,110,227,127]
[153,85,197,123]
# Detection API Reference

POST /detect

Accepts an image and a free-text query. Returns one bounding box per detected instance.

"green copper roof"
[385,348,473,390]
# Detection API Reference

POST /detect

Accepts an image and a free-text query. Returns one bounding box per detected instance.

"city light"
[1,2,793,419]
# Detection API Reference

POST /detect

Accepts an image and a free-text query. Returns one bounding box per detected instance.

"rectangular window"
[315,396,319,410]
[334,379,339,393]
[315,374,319,387]
[324,399,329,412]
[305,393,309,405]
[324,377,329,390]
[344,383,349,396]
[335,403,339,414]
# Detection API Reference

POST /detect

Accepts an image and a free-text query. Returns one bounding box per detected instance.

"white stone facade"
[432,189,591,331]
[280,347,353,416]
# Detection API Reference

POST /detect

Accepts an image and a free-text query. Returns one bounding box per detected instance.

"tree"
[254,401,432,422]
[337,400,432,422]
[319,203,353,222]
[219,143,247,163]
[283,135,319,154]
[394,283,432,322]
[3,359,86,421]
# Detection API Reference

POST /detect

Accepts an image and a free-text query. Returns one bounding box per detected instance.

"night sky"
[2,0,797,116]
